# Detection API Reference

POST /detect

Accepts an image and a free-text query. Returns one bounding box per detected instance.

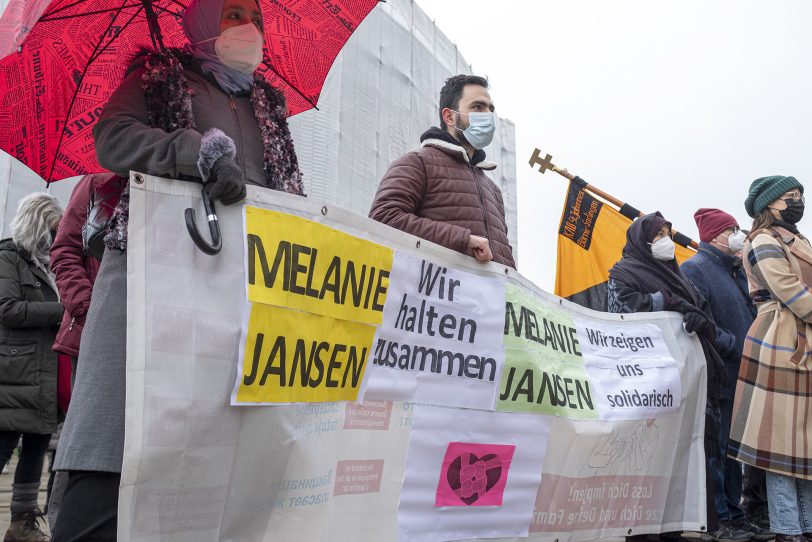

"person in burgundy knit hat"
[682,209,769,541]
[695,208,740,245]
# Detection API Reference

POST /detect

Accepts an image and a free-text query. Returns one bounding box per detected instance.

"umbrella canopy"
[0,0,379,182]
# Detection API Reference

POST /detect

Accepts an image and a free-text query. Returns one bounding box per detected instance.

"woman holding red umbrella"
[52,0,304,538]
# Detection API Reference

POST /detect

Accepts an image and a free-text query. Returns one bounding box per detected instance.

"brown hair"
[438,74,489,129]
[748,209,775,240]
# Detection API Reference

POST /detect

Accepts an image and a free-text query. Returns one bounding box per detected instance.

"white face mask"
[651,236,676,261]
[727,230,746,253]
[214,24,264,74]
[453,111,496,149]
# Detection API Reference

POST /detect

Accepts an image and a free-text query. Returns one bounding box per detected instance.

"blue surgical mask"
[452,111,496,150]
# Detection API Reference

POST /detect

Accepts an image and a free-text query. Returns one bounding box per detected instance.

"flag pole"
[529,148,698,250]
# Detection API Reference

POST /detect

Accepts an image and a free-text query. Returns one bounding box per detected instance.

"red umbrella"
[0,0,379,182]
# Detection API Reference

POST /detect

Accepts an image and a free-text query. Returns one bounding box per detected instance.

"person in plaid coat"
[730,175,812,542]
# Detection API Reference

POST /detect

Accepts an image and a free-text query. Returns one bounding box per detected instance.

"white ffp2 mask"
[727,230,746,253]
[651,237,676,261]
[215,24,264,74]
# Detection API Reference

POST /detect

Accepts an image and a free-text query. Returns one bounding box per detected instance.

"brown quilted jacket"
[369,128,515,268]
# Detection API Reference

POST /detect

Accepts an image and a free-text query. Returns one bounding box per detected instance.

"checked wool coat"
[729,225,812,478]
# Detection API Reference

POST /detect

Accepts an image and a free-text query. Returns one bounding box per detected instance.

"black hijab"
[609,212,700,306]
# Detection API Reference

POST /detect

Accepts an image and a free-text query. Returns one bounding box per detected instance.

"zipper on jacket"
[227,94,245,172]
[69,316,76,331]
[470,164,491,243]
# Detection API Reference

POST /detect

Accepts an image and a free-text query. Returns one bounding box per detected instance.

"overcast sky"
[418,0,812,290]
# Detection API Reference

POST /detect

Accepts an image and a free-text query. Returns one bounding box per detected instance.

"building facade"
[0,0,518,259]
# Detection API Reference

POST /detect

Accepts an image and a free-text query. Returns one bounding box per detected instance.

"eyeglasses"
[786,191,805,203]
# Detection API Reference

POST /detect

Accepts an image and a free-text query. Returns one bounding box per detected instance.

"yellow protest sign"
[235,303,377,404]
[245,206,394,325]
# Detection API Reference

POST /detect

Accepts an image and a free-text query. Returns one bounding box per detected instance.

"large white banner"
[120,175,708,541]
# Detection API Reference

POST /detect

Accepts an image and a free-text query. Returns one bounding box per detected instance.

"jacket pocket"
[788,240,812,287]
[0,342,38,385]
[19,273,47,303]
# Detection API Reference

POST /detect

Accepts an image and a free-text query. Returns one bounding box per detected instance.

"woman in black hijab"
[608,212,725,542]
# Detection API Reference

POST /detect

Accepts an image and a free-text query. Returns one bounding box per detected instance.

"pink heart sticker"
[435,442,516,507]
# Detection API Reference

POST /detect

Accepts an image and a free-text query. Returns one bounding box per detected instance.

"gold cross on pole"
[528,148,555,173]
[528,148,574,180]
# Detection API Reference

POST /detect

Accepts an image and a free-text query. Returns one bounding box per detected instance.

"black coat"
[0,239,63,434]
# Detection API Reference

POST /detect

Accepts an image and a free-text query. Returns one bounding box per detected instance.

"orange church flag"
[555,180,694,311]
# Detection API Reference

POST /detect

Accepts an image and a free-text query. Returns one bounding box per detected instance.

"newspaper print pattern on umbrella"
[0,0,379,181]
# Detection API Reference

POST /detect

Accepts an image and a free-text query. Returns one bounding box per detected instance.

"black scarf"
[773,218,800,234]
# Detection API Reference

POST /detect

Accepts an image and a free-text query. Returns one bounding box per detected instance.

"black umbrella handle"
[185,188,222,255]
[140,0,165,51]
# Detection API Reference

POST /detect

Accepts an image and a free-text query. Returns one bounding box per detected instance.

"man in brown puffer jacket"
[369,75,516,268]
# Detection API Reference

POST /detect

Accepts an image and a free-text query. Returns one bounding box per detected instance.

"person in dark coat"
[52,0,304,538]
[681,209,767,541]
[607,212,727,542]
[0,192,64,542]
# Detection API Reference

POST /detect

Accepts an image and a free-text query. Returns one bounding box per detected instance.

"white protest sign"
[362,252,505,410]
[574,319,681,420]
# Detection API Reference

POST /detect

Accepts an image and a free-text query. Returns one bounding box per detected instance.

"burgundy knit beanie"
[694,208,738,243]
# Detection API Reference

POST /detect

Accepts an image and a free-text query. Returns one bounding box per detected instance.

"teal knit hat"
[744,175,803,217]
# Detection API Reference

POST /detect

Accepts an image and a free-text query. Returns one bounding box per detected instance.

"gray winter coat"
[55,249,126,472]
[93,58,267,186]
[0,239,63,434]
